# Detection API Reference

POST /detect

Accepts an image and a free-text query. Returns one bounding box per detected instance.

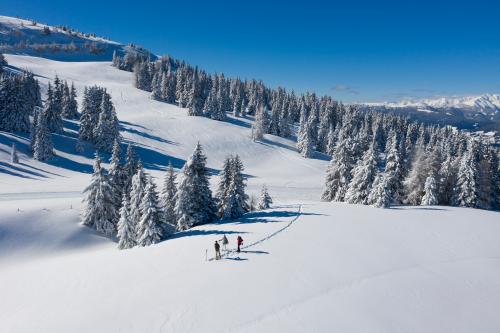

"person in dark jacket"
[214,241,221,260]
[237,236,243,253]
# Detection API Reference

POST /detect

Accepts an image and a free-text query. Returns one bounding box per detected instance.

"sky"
[2,0,500,102]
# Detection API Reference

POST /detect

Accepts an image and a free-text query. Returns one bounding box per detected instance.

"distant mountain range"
[360,94,500,132]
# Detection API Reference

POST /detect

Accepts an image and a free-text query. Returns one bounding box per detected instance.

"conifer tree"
[109,139,124,213]
[33,110,54,161]
[251,106,266,141]
[175,143,216,230]
[369,173,393,208]
[117,192,136,249]
[130,164,147,227]
[345,144,379,204]
[44,82,64,133]
[94,91,119,152]
[161,162,177,230]
[137,177,163,246]
[62,82,78,119]
[82,155,117,236]
[122,144,139,197]
[216,156,233,218]
[421,174,439,206]
[453,148,479,208]
[321,137,355,201]
[257,185,273,210]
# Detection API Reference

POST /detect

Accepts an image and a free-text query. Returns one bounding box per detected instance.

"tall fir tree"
[117,192,136,250]
[81,155,117,236]
[32,109,54,161]
[94,91,119,152]
[175,143,216,230]
[161,162,177,231]
[345,144,379,204]
[137,177,164,246]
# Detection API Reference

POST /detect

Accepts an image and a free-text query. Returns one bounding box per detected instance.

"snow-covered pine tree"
[122,144,139,197]
[345,144,379,204]
[438,152,458,205]
[109,139,124,214]
[137,176,164,246]
[10,143,19,163]
[163,69,176,104]
[230,155,249,215]
[453,147,479,208]
[174,143,216,230]
[384,135,404,203]
[117,192,136,249]
[129,164,147,227]
[94,91,119,152]
[79,86,104,141]
[216,156,233,218]
[369,173,393,208]
[421,174,439,206]
[321,136,355,201]
[81,155,117,236]
[217,155,249,220]
[161,162,177,231]
[251,105,265,141]
[257,185,273,210]
[43,82,64,133]
[297,102,314,158]
[187,72,204,116]
[151,69,162,101]
[62,82,78,119]
[32,109,54,161]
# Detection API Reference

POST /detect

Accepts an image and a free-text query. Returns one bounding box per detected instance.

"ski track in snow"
[209,204,302,261]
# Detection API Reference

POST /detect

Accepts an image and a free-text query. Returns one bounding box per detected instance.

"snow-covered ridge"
[0,15,150,61]
[361,94,500,132]
[366,94,500,113]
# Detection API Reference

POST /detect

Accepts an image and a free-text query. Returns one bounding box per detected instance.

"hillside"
[0,15,150,61]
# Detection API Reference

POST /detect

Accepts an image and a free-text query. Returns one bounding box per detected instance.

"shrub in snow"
[257,185,273,210]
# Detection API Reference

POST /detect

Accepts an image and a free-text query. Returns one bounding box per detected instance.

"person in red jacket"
[237,235,243,253]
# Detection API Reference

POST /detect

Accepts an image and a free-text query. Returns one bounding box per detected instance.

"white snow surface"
[1,55,500,332]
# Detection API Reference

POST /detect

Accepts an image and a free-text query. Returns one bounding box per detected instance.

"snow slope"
[1,42,500,333]
[0,54,328,202]
[1,196,499,333]
[0,16,150,61]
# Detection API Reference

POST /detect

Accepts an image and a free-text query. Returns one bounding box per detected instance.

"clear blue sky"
[2,0,500,102]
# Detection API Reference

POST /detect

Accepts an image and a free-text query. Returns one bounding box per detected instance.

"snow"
[1,29,500,332]
[1,197,500,332]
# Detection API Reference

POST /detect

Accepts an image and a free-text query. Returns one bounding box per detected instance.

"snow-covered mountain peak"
[376,93,500,112]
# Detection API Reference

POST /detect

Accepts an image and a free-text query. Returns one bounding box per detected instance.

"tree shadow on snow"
[220,210,324,225]
[119,121,179,146]
[389,206,448,211]
[169,229,247,240]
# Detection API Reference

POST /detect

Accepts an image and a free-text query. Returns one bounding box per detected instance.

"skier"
[214,240,221,260]
[237,235,243,253]
[221,234,229,251]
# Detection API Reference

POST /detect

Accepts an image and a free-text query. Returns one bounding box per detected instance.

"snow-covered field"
[1,55,500,332]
